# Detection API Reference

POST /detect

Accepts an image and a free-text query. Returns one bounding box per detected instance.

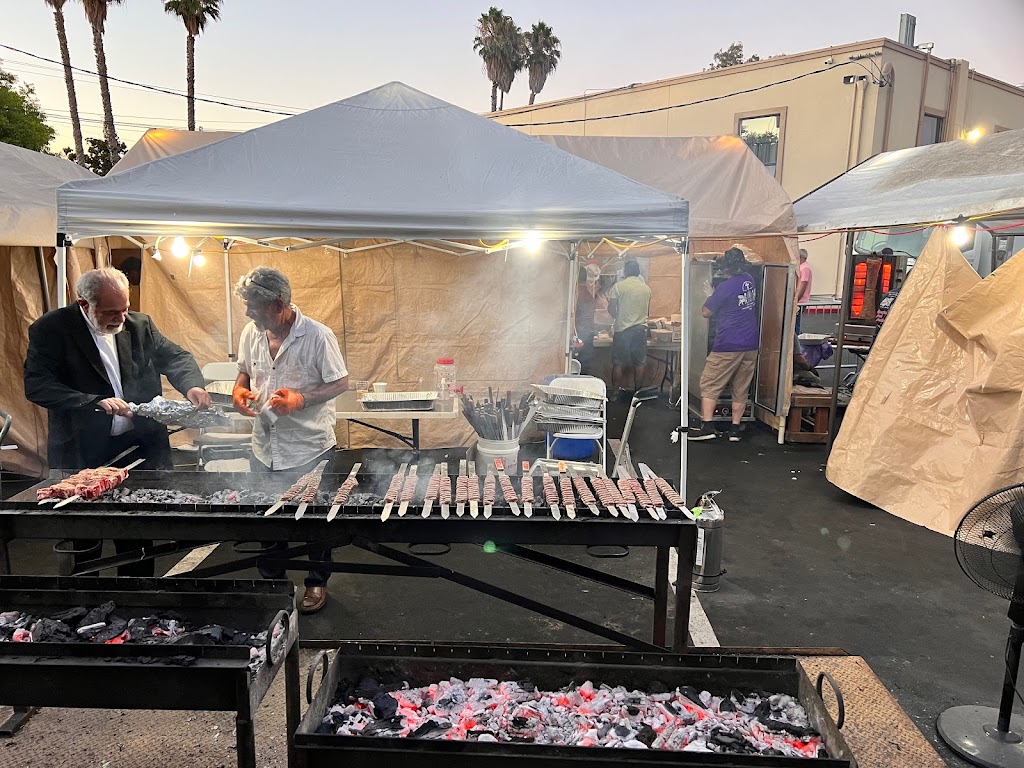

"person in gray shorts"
[608,261,652,401]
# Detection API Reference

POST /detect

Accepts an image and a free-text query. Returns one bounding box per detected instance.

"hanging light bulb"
[151,246,162,261]
[950,225,971,247]
[171,236,189,259]
[192,249,206,267]
[524,231,543,253]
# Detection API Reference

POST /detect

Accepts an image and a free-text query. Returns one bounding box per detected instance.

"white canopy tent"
[55,82,691,486]
[108,128,236,176]
[795,128,1024,232]
[0,141,95,247]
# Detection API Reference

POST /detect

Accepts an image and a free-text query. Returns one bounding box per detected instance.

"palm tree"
[525,22,561,106]
[81,0,123,166]
[44,0,85,164]
[474,7,507,113]
[474,7,524,112]
[163,0,222,131]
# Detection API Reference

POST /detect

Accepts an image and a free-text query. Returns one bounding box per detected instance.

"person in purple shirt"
[689,248,760,442]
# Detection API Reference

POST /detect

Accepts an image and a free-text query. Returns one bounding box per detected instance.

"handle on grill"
[264,610,289,667]
[815,671,845,730]
[307,650,330,705]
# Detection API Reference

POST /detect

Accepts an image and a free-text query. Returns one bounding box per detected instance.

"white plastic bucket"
[472,437,520,475]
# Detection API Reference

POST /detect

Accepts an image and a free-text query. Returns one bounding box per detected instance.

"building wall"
[494,38,1024,296]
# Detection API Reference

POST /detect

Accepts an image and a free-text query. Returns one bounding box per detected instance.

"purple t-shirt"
[704,273,760,352]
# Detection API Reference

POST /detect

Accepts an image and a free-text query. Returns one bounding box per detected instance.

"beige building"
[492,37,1024,297]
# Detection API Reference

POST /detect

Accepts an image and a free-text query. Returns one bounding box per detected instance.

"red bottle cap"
[436,358,455,365]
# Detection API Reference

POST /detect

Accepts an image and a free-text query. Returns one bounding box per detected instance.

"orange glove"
[268,387,305,415]
[232,384,257,417]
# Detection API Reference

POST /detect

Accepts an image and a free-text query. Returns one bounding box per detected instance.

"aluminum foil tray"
[359,392,439,412]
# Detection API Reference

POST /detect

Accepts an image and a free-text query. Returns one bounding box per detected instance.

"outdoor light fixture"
[949,216,973,247]
[192,249,206,268]
[524,231,543,253]
[171,236,189,259]
[151,247,162,261]
[964,127,983,142]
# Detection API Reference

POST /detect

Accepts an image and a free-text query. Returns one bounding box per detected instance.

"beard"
[88,306,124,335]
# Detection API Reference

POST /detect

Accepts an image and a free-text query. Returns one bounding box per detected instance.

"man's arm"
[796,278,808,300]
[24,318,102,410]
[303,376,349,407]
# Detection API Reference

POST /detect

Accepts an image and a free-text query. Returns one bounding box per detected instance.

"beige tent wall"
[0,243,106,477]
[827,231,1024,536]
[140,241,568,450]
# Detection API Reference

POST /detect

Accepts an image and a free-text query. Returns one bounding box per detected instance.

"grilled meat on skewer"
[398,465,419,517]
[642,477,667,518]
[439,465,452,519]
[573,476,600,516]
[589,476,619,517]
[327,464,361,521]
[654,477,685,510]
[381,463,408,521]
[455,475,469,517]
[558,475,576,519]
[498,473,519,516]
[615,479,640,522]
[520,473,534,518]
[467,468,480,519]
[37,466,130,502]
[295,460,329,519]
[542,474,560,520]
[483,473,496,518]
[622,477,658,520]
[422,471,441,518]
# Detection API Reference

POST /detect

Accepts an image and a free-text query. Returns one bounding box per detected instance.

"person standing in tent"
[608,260,652,401]
[24,267,212,575]
[689,248,760,442]
[232,266,349,615]
[574,263,601,375]
[795,249,813,334]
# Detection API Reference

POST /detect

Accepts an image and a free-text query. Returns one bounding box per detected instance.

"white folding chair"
[544,374,607,470]
[195,362,252,469]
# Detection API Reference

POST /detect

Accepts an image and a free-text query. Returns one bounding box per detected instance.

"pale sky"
[4,0,1022,151]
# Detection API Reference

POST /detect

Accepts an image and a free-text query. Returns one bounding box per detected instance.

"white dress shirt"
[238,306,347,470]
[80,306,133,437]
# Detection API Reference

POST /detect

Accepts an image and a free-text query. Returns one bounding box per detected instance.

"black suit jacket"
[24,306,205,470]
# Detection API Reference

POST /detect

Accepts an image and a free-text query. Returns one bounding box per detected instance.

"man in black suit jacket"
[24,267,211,575]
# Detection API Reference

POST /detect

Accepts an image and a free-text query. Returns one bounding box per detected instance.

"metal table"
[593,336,680,392]
[0,470,697,652]
[334,391,461,450]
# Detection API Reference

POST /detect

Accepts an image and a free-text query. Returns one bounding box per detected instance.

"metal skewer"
[381,462,408,522]
[295,459,329,520]
[327,462,360,521]
[440,462,450,519]
[53,458,146,509]
[468,460,479,519]
[456,459,467,518]
[398,464,418,517]
[422,465,439,518]
[522,460,532,518]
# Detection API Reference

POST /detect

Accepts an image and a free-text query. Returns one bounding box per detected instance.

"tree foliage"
[708,42,760,70]
[0,67,56,152]
[61,137,127,175]
[525,21,561,105]
[474,7,525,111]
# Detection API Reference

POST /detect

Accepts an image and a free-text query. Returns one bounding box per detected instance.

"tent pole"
[827,231,856,452]
[678,238,689,501]
[565,242,579,374]
[56,233,68,308]
[223,243,235,360]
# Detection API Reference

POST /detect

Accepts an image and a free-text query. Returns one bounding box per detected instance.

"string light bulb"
[524,231,543,253]
[950,225,971,247]
[192,249,206,267]
[171,236,189,259]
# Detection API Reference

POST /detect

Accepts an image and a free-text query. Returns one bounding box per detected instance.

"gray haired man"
[232,266,349,614]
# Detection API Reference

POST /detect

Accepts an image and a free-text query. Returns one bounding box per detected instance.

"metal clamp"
[306,650,330,705]
[264,610,289,667]
[816,671,845,729]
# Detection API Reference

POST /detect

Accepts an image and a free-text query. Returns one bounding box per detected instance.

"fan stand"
[939,622,1024,767]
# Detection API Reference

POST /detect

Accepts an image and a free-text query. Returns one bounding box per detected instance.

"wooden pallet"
[786,386,833,444]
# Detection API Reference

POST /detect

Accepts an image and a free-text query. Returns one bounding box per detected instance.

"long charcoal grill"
[298,642,856,768]
[0,576,300,768]
[0,470,698,651]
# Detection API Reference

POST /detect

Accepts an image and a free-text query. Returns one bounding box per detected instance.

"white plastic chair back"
[202,361,239,384]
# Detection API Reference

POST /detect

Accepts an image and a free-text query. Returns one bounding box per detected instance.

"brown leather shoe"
[300,585,328,614]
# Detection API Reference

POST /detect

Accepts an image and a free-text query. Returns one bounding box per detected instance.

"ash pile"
[0,602,280,671]
[318,675,825,757]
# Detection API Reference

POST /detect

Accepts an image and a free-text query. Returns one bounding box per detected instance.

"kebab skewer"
[572,473,600,516]
[438,462,452,519]
[542,473,560,521]
[455,460,468,517]
[467,461,480,519]
[498,470,519,516]
[295,459,329,520]
[558,473,576,520]
[520,462,534,518]
[264,470,313,517]
[616,478,640,521]
[590,475,620,517]
[397,464,419,517]
[380,462,408,521]
[44,459,146,509]
[327,463,361,521]
[482,470,496,518]
[622,477,658,520]
[422,466,441,518]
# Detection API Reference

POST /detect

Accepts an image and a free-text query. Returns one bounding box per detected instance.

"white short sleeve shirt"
[237,306,348,470]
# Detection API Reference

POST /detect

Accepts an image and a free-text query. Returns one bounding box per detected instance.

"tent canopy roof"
[109,128,236,175]
[57,82,688,242]
[0,142,96,247]
[794,128,1024,232]
[537,135,795,239]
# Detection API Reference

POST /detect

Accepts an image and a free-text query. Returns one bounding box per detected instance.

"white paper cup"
[372,383,387,393]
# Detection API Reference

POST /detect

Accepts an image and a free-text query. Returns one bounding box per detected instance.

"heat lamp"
[938,484,1024,767]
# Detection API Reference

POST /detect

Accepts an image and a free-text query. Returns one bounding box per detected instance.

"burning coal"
[318,676,825,757]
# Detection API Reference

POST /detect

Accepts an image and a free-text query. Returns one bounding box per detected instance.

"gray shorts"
[612,324,648,367]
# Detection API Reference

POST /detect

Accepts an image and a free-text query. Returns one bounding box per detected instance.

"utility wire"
[503,60,860,128]
[0,42,299,116]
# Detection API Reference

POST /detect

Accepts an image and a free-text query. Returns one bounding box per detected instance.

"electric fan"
[939,484,1024,767]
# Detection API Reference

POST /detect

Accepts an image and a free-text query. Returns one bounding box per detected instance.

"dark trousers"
[251,449,335,588]
[71,430,166,577]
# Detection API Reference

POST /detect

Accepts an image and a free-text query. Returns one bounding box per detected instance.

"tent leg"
[223,244,235,360]
[827,232,856,451]
[678,238,689,502]
[56,233,68,308]
[564,242,579,375]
